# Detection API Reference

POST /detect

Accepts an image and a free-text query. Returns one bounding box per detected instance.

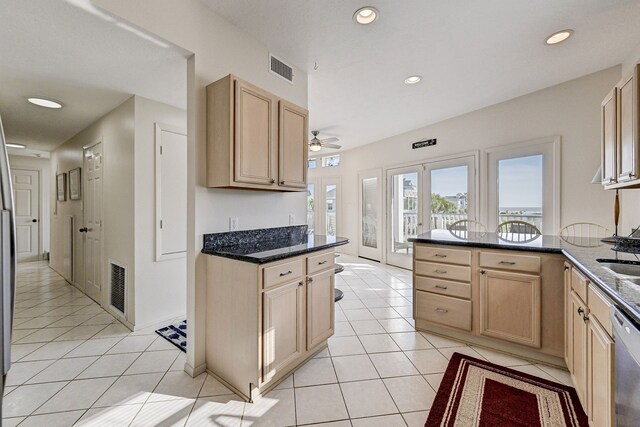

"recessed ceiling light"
[6,143,25,149]
[404,75,422,85]
[27,97,63,109]
[354,6,379,25]
[545,29,574,45]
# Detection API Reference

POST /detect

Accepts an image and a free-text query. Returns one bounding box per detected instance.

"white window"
[308,159,317,169]
[486,137,560,235]
[322,155,340,167]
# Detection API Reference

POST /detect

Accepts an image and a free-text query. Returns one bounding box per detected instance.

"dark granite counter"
[409,230,640,325]
[202,225,348,264]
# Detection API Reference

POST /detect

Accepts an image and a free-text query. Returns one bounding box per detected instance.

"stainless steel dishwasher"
[612,307,640,426]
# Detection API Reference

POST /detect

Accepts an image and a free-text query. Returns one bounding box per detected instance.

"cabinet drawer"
[480,252,540,273]
[571,268,589,304]
[263,259,304,289]
[415,291,472,331]
[307,251,335,275]
[414,245,471,266]
[414,276,471,299]
[588,284,613,336]
[415,261,470,282]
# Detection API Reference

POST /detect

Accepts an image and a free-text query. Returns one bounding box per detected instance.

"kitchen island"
[202,225,348,401]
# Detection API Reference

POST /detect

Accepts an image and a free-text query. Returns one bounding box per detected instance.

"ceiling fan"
[309,130,341,152]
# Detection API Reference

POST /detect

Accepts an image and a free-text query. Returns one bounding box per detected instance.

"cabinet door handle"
[308,277,313,283]
[280,181,285,185]
[434,285,448,290]
[499,261,516,265]
[298,281,303,287]
[608,178,616,184]
[434,254,447,258]
[564,265,570,271]
[480,269,486,275]
[628,173,636,180]
[318,260,327,265]
[435,308,449,314]
[577,307,584,315]
[434,269,447,274]
[270,179,275,184]
[280,270,293,277]
[583,315,590,323]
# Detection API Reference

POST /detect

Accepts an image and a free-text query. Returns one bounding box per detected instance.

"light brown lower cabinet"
[565,264,615,427]
[479,269,541,348]
[206,249,335,401]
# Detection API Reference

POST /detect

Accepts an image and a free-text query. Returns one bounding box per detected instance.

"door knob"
[79,227,88,233]
[31,219,37,223]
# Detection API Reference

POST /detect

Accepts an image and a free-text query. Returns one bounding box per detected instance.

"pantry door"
[358,169,382,261]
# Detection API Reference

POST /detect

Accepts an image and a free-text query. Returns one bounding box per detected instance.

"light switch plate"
[229,217,239,231]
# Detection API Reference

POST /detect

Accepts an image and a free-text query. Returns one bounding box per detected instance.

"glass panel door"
[318,177,341,238]
[325,184,337,236]
[358,169,382,261]
[424,156,476,234]
[307,181,316,234]
[386,166,422,269]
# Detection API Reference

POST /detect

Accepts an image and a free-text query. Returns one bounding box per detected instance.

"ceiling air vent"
[109,260,127,315]
[269,54,294,84]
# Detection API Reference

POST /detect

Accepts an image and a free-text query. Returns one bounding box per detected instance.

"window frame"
[484,136,561,235]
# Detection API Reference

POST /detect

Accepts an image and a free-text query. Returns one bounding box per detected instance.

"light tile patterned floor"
[2,257,572,426]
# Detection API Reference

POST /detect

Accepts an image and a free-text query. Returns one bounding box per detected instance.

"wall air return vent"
[269,54,294,84]
[109,260,127,315]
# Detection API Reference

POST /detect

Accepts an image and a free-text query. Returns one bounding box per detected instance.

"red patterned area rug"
[425,352,588,427]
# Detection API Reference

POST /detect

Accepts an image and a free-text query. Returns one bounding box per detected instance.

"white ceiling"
[0,0,187,152]
[200,0,640,151]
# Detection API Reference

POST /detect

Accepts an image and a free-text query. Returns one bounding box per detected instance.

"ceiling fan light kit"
[309,130,341,152]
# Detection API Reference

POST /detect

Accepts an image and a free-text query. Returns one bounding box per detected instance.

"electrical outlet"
[289,214,295,225]
[229,217,239,231]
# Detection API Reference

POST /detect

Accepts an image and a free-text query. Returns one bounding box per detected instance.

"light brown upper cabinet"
[206,74,309,191]
[602,64,640,189]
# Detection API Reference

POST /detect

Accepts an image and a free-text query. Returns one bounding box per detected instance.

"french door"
[358,169,382,261]
[386,155,476,269]
[310,177,341,238]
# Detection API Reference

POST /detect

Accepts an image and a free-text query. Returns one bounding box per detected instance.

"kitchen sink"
[597,259,640,277]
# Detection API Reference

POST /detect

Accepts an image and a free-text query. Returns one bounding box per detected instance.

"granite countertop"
[410,230,640,325]
[202,225,349,264]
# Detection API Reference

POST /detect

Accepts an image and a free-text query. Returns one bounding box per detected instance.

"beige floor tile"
[437,346,486,361]
[124,350,180,375]
[107,335,157,354]
[294,384,348,425]
[389,332,433,351]
[185,395,245,427]
[333,321,356,337]
[35,377,118,414]
[377,318,414,333]
[342,308,374,321]
[149,336,182,351]
[170,351,187,371]
[368,307,402,319]
[328,336,366,357]
[404,350,450,375]
[273,374,293,390]
[15,327,73,344]
[1,417,25,427]
[27,356,98,383]
[2,381,68,417]
[4,359,55,386]
[369,352,419,377]
[93,372,164,407]
[10,343,44,362]
[338,300,366,310]
[423,373,444,391]
[383,375,436,412]
[92,323,132,339]
[419,332,466,348]
[471,346,532,367]
[340,379,398,418]
[16,410,85,427]
[358,334,401,353]
[510,364,558,382]
[149,371,207,401]
[54,324,108,341]
[131,398,195,427]
[63,337,122,358]
[47,314,96,328]
[20,340,84,361]
[298,422,351,427]
[77,352,141,379]
[76,404,143,426]
[313,347,330,358]
[535,363,573,385]
[14,316,66,329]
[402,410,430,427]
[351,414,406,426]
[242,388,296,427]
[293,356,337,387]
[332,354,379,382]
[350,319,386,335]
[200,374,234,397]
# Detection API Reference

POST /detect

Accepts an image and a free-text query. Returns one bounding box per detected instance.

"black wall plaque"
[412,138,437,149]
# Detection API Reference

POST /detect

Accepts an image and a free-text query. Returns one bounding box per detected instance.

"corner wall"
[309,66,622,256]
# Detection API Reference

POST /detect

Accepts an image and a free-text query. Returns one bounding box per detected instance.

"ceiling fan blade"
[322,143,342,149]
[320,137,339,143]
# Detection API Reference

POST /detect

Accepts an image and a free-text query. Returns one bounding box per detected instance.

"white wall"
[8,155,51,255]
[310,66,622,256]
[133,96,187,328]
[50,97,136,320]
[94,0,309,375]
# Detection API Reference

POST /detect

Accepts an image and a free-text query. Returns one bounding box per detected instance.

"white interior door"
[386,166,422,270]
[12,169,39,262]
[83,143,103,303]
[358,169,382,261]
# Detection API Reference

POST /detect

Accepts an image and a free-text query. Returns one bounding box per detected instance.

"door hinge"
[160,146,163,155]
[160,220,163,229]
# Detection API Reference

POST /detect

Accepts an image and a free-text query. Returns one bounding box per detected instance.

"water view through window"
[430,165,468,231]
[498,154,543,232]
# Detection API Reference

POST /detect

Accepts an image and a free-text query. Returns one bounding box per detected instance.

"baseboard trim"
[186,362,207,377]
